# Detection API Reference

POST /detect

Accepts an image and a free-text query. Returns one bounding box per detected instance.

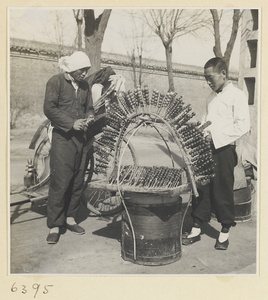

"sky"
[9,7,242,71]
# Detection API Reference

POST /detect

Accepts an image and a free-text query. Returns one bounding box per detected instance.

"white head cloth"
[58,51,91,72]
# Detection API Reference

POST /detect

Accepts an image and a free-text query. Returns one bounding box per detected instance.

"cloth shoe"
[215,238,229,250]
[182,232,201,246]
[66,223,85,235]
[46,232,60,244]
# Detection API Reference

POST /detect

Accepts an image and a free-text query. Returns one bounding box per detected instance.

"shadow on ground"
[92,219,121,241]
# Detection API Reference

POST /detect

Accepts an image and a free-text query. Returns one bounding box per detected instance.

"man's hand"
[205,132,212,143]
[73,119,88,131]
[85,115,95,126]
[108,74,125,92]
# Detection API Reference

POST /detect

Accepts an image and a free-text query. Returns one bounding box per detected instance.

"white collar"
[66,73,78,90]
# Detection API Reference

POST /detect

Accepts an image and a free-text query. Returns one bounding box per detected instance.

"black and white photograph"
[8,6,259,279]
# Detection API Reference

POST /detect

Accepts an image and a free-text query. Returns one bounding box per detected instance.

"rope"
[180,190,193,248]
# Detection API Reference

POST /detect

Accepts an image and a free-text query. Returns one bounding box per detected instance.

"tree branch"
[210,9,223,58]
[97,9,112,35]
[223,9,240,64]
[84,9,95,37]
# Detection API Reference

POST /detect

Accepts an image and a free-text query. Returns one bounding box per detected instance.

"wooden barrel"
[234,179,252,222]
[211,178,252,222]
[121,192,182,266]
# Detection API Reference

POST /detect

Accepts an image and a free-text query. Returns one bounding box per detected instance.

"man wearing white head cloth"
[44,51,95,244]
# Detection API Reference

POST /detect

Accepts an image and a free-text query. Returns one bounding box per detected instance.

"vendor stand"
[84,86,214,265]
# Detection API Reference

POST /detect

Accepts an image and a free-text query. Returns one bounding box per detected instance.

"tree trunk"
[165,43,174,92]
[223,9,240,68]
[73,9,84,51]
[138,53,142,87]
[77,20,83,50]
[130,50,137,88]
[85,38,102,74]
[84,9,112,73]
[210,9,223,58]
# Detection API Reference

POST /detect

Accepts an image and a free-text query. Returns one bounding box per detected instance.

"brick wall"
[10,48,238,129]
[10,55,217,128]
[10,54,59,121]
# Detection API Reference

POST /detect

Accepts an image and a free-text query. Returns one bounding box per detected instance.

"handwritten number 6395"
[11,282,54,298]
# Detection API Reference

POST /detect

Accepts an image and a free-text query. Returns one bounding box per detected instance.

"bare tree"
[143,9,209,91]
[210,9,242,68]
[53,11,65,57]
[137,46,143,87]
[122,10,152,88]
[47,10,77,57]
[73,9,84,50]
[128,46,144,88]
[84,9,112,73]
[129,49,138,87]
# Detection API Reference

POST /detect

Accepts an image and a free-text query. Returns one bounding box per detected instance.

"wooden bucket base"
[121,192,182,266]
[233,185,252,222]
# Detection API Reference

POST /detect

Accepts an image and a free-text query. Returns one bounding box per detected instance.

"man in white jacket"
[182,57,251,250]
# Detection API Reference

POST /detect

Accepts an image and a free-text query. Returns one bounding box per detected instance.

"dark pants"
[47,129,88,228]
[192,144,238,228]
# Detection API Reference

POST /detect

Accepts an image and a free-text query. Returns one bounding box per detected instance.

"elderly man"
[182,57,250,250]
[44,51,95,244]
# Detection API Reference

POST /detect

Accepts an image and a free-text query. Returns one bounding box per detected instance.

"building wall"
[238,9,259,143]
[10,40,238,128]
[10,54,59,119]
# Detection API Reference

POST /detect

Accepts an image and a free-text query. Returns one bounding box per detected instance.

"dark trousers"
[47,129,88,228]
[192,144,237,227]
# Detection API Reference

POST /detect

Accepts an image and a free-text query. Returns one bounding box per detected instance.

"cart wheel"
[31,132,136,216]
[82,188,123,216]
[82,152,123,216]
[84,148,95,186]
[82,138,137,216]
[32,134,96,189]
[32,136,51,189]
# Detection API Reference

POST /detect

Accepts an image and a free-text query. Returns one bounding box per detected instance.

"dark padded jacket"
[44,73,94,133]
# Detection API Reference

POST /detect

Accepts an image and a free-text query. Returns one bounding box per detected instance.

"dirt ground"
[9,127,258,275]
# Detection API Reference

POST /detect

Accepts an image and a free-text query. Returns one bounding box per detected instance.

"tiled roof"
[10,38,73,57]
[10,38,238,79]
